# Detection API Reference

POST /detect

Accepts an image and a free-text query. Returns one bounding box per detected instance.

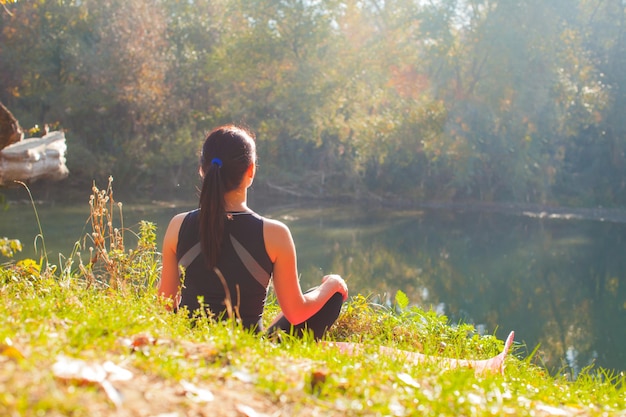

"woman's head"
[199,125,256,188]
[198,125,256,268]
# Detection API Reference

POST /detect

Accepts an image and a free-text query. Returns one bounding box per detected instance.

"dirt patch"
[107,373,289,417]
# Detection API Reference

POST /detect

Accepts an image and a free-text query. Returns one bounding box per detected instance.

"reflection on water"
[2,197,625,374]
[268,201,626,375]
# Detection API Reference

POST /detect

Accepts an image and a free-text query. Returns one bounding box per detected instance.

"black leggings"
[266,291,344,341]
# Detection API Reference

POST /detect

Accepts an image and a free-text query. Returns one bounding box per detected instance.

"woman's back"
[177,209,273,330]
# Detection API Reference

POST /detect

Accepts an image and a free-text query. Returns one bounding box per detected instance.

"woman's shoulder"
[260,215,289,231]
[173,210,196,223]
[166,210,196,233]
[260,216,293,261]
[261,215,293,245]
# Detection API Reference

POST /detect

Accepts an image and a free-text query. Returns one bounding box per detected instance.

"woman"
[158,125,348,340]
[159,124,514,373]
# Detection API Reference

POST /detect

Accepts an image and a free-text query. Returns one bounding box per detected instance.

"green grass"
[0,273,624,416]
[0,182,624,416]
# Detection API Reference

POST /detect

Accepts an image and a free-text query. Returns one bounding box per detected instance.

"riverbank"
[411,201,626,224]
[5,175,626,224]
[0,271,624,416]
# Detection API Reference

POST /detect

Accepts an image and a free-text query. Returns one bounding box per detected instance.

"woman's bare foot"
[471,331,515,375]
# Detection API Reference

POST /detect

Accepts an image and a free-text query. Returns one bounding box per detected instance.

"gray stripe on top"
[178,242,201,273]
[230,234,271,288]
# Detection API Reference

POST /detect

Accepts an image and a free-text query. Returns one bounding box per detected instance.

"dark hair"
[199,125,256,268]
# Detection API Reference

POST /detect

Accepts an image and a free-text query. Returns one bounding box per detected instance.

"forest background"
[1,0,625,208]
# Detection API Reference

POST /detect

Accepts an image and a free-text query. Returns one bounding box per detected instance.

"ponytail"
[198,125,256,269]
[199,161,225,268]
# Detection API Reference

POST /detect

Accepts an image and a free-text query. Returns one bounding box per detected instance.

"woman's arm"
[264,218,348,325]
[158,212,187,310]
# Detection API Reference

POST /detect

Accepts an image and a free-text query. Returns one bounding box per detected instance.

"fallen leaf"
[53,355,106,383]
[118,333,160,355]
[1,338,25,361]
[310,369,329,394]
[103,361,133,381]
[236,403,271,417]
[232,369,256,384]
[180,380,214,403]
[131,333,156,348]
[397,372,420,388]
[52,355,133,407]
[100,379,124,408]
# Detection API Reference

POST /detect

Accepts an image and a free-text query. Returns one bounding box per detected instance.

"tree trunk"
[0,102,23,151]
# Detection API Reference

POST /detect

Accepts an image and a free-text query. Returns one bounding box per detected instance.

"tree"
[557,0,626,206]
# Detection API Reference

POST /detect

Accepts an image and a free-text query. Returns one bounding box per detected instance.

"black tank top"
[176,209,274,331]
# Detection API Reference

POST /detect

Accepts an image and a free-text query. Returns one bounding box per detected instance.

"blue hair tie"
[211,157,222,167]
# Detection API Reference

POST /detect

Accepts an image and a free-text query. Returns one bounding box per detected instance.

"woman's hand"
[321,274,348,301]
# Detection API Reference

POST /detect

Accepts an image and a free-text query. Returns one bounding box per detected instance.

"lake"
[2,193,625,375]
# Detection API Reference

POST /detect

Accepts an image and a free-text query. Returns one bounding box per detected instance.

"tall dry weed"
[78,176,159,292]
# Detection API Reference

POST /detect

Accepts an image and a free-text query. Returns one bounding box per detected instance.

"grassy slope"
[0,269,623,417]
